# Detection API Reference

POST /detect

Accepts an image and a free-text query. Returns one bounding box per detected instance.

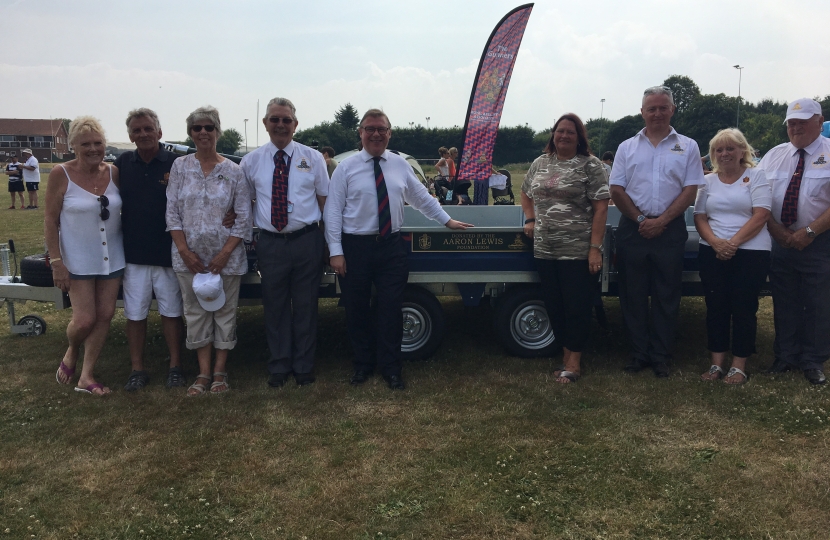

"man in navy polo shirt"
[115,108,186,391]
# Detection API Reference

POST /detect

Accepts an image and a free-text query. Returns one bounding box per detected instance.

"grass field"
[1,170,829,538]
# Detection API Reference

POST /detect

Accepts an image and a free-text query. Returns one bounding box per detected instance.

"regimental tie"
[373,156,392,238]
[780,148,806,227]
[271,149,289,231]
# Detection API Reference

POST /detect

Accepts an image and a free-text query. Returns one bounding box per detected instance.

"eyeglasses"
[361,127,389,135]
[191,125,216,132]
[268,117,295,124]
[98,195,110,221]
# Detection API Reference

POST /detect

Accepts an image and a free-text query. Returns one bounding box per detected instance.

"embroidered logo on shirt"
[670,144,684,154]
[160,172,169,185]
[813,154,827,166]
[296,158,311,171]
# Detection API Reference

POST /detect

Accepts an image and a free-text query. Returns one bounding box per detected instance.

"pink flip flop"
[74,383,111,396]
[56,361,75,384]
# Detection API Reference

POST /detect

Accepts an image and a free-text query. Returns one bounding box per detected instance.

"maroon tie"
[373,157,392,237]
[780,149,806,227]
[271,149,289,231]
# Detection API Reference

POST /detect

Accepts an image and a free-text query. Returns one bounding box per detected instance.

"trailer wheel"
[20,253,54,287]
[401,286,445,361]
[18,314,47,337]
[494,287,560,357]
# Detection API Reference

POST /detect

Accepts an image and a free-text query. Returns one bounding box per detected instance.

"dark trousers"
[257,228,324,376]
[698,245,770,358]
[770,232,830,370]
[535,258,596,352]
[340,233,409,377]
[616,214,687,364]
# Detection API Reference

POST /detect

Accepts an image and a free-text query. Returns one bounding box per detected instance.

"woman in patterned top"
[166,106,252,396]
[521,113,610,383]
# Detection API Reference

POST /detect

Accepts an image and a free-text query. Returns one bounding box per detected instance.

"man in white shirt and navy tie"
[241,97,329,387]
[324,109,472,389]
[760,98,830,385]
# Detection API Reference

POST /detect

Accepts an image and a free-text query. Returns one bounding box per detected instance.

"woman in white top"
[45,116,124,396]
[694,128,771,384]
[435,147,451,178]
[166,106,252,396]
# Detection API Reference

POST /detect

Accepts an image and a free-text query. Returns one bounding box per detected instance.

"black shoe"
[350,370,372,385]
[652,362,670,378]
[166,366,187,388]
[295,374,316,386]
[124,370,150,392]
[268,373,289,388]
[804,369,827,385]
[766,359,794,374]
[383,374,405,390]
[624,358,648,374]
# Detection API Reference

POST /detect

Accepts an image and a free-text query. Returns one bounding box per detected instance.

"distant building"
[0,118,70,162]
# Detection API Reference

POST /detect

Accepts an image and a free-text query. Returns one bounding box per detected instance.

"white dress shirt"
[324,149,451,257]
[758,135,830,230]
[609,127,705,216]
[241,140,329,233]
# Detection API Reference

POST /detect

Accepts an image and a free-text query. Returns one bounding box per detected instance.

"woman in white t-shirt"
[694,128,771,384]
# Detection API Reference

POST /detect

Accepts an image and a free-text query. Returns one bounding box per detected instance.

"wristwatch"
[806,226,817,238]
[636,214,646,223]
[589,243,603,250]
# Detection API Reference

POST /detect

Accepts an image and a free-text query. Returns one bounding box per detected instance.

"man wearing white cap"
[760,98,830,385]
[19,148,40,209]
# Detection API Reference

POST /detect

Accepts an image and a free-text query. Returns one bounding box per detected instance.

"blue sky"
[2,0,827,144]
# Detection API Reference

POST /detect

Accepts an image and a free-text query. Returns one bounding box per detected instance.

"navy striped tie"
[373,156,392,238]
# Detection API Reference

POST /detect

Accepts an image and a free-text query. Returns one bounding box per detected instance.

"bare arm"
[694,213,735,260]
[520,191,535,237]
[609,185,642,222]
[730,207,771,247]
[44,167,69,291]
[588,199,609,274]
[170,230,205,274]
[788,205,830,251]
[639,185,698,239]
[316,194,326,214]
[207,236,243,274]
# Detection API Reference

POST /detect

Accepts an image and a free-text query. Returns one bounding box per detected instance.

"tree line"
[171,77,829,164]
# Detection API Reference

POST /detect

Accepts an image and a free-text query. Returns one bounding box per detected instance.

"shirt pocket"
[805,170,830,203]
[663,153,689,186]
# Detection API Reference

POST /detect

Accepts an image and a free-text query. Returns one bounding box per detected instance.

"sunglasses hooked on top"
[191,124,216,132]
[268,117,295,124]
[98,194,110,221]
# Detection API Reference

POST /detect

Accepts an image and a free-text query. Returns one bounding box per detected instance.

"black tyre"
[18,314,47,337]
[494,286,560,357]
[20,253,54,287]
[400,286,445,361]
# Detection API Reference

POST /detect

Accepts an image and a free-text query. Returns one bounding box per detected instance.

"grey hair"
[68,116,107,147]
[264,97,297,120]
[642,85,675,107]
[360,108,391,128]
[186,105,222,138]
[125,107,161,133]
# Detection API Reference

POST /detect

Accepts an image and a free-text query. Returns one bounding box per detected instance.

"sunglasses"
[268,117,295,124]
[98,194,110,221]
[191,124,216,132]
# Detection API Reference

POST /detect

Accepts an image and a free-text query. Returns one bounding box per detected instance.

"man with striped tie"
[324,109,472,389]
[241,97,329,388]
[760,98,830,385]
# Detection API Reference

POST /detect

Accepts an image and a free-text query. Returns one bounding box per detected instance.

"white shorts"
[122,263,183,320]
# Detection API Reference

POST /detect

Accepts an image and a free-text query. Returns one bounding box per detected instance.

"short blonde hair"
[708,128,755,172]
[68,116,107,147]
[186,105,222,138]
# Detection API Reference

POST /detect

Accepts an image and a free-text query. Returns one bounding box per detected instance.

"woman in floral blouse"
[166,105,252,396]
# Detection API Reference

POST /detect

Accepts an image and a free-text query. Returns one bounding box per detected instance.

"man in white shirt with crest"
[610,85,705,378]
[241,97,329,388]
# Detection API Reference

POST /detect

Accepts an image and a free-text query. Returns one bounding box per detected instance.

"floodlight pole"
[599,99,606,154]
[733,65,743,128]
[244,119,248,153]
